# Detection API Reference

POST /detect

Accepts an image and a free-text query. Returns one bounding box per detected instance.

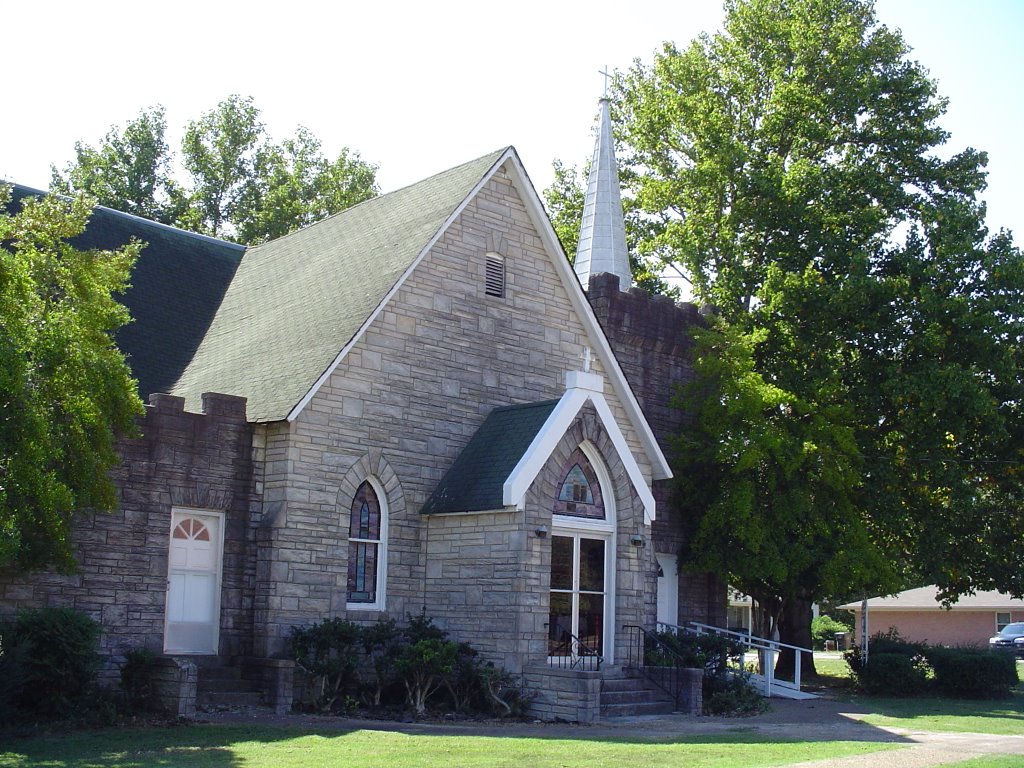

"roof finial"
[599,66,611,97]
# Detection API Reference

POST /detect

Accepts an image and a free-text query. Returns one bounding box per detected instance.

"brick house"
[2,112,721,719]
[842,586,1024,647]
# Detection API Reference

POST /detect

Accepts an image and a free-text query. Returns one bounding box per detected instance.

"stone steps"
[196,660,265,710]
[600,669,677,718]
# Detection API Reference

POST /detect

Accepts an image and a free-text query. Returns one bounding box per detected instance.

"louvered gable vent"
[485,252,505,297]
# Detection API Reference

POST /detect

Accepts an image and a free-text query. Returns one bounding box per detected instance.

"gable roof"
[5,183,244,400]
[423,371,660,522]
[170,146,671,480]
[421,400,559,515]
[171,149,507,422]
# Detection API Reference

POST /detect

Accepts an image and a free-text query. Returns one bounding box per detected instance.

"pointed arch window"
[346,480,387,608]
[554,448,604,519]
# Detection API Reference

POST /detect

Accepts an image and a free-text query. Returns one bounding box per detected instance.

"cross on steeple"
[581,346,593,373]
[599,66,612,97]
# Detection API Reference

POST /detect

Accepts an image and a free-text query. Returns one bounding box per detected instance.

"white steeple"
[574,96,632,291]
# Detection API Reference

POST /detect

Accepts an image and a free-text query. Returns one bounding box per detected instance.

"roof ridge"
[248,148,511,252]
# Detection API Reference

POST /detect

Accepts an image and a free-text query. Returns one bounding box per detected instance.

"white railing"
[657,620,815,698]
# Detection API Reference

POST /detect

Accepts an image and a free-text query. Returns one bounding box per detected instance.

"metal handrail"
[548,631,603,671]
[623,624,691,710]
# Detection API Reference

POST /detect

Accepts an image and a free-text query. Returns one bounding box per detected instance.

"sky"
[3,0,1021,241]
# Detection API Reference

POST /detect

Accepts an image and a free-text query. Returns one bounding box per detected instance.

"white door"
[164,511,223,654]
[656,553,679,627]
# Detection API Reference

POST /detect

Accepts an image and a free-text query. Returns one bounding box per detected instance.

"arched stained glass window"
[347,481,382,604]
[554,448,604,519]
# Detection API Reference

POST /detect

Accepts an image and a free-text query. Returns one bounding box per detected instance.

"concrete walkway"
[201,696,1024,767]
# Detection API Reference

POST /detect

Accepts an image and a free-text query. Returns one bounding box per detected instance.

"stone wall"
[523,665,602,723]
[0,391,257,681]
[587,272,727,627]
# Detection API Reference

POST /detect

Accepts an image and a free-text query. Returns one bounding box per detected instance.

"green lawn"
[854,690,1024,735]
[0,725,900,768]
[941,759,1024,768]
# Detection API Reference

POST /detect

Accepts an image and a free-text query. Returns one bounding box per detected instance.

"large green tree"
[549,0,1024,665]
[0,186,143,572]
[52,96,379,245]
[50,106,185,225]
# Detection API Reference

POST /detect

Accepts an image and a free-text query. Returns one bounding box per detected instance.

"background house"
[841,586,1024,647]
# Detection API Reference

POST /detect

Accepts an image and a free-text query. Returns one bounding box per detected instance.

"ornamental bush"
[857,652,929,697]
[810,615,851,650]
[1,607,101,721]
[926,647,1019,698]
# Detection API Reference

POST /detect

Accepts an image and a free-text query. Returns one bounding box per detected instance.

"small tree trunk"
[775,597,816,679]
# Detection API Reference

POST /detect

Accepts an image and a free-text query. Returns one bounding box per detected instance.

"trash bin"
[834,632,847,651]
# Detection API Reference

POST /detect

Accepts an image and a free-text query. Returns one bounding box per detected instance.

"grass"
[0,725,900,768]
[855,689,1024,735]
[942,759,1024,768]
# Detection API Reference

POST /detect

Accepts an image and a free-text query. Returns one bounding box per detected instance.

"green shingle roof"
[421,400,559,515]
[5,184,244,401]
[171,149,508,421]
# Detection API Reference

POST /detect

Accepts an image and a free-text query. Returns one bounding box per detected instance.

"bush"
[3,607,101,720]
[926,647,1019,698]
[649,631,760,715]
[858,652,929,696]
[120,648,160,711]
[844,628,926,678]
[703,670,769,716]
[810,615,851,650]
[289,617,361,712]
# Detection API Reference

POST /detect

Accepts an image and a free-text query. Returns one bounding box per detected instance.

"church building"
[1,100,722,721]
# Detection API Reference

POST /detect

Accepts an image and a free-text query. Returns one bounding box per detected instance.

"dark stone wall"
[587,272,726,627]
[0,392,258,682]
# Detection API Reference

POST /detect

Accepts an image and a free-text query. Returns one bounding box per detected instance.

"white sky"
[3,0,1021,240]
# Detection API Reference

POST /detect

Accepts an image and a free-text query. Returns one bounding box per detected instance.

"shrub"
[844,628,926,679]
[703,670,769,716]
[926,647,1019,699]
[120,648,160,711]
[858,652,929,696]
[4,607,101,719]
[395,638,458,715]
[358,618,401,707]
[289,617,361,712]
[811,615,851,650]
[649,631,759,715]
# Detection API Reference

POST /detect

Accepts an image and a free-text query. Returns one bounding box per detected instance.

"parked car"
[988,622,1024,657]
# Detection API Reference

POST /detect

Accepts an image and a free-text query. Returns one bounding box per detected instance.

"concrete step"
[197,690,265,710]
[600,669,678,718]
[600,699,677,717]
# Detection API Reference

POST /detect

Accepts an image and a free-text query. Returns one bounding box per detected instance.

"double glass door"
[548,533,607,660]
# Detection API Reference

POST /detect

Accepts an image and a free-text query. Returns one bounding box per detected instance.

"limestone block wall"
[253,167,656,653]
[587,272,726,627]
[0,392,258,681]
[423,510,539,672]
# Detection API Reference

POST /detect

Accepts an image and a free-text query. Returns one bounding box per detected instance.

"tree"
[234,126,378,245]
[180,95,265,239]
[0,186,143,572]
[53,96,379,245]
[50,106,184,225]
[600,0,1024,670]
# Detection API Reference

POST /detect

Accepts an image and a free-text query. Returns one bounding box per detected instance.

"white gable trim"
[503,383,656,525]
[500,152,671,481]
[286,148,673,485]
